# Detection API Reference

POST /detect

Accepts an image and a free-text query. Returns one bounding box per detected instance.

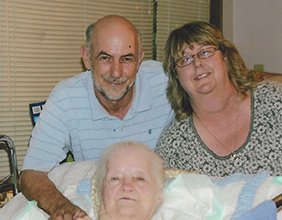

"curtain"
[155,0,210,61]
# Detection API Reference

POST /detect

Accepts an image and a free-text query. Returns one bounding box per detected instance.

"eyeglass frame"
[174,46,221,68]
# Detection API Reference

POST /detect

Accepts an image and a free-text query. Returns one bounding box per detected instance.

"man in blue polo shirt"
[19,15,173,219]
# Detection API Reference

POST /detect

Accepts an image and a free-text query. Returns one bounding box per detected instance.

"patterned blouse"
[155,81,282,176]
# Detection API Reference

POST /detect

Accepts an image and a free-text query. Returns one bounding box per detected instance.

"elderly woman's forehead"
[108,147,151,165]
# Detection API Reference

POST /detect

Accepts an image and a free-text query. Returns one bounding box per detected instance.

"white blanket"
[152,172,282,220]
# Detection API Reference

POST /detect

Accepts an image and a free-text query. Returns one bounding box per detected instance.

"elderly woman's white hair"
[95,141,165,193]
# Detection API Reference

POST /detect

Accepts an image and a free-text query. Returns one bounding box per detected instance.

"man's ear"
[137,49,145,67]
[135,49,145,73]
[80,46,91,70]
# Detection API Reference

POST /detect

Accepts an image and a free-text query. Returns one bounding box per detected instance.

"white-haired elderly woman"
[79,141,165,220]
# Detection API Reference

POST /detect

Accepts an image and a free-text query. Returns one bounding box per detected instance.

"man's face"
[99,147,162,220]
[90,23,143,102]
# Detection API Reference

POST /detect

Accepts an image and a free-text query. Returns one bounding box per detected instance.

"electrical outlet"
[254,64,264,72]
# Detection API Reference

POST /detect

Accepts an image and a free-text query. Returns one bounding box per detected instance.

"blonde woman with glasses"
[155,21,282,177]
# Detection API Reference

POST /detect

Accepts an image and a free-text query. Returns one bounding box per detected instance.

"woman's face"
[175,43,229,99]
[99,147,163,220]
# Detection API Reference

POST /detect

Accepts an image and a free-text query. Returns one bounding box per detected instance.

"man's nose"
[110,60,123,78]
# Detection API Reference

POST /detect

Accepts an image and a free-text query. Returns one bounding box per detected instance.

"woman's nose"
[192,56,204,69]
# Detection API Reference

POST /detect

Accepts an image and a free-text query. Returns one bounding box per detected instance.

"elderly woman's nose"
[122,179,134,192]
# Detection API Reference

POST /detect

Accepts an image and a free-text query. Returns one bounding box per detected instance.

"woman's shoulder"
[255,80,282,97]
[162,117,190,134]
[156,117,192,148]
[253,81,282,112]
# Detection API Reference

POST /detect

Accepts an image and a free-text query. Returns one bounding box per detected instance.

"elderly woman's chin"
[118,204,156,220]
[117,204,139,216]
[99,201,158,220]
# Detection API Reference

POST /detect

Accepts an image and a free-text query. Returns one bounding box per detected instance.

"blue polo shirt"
[22,60,174,172]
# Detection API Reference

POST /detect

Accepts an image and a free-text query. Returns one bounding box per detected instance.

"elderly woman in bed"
[79,141,164,220]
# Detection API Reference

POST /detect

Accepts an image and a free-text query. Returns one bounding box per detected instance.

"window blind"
[155,0,210,61]
[0,0,210,179]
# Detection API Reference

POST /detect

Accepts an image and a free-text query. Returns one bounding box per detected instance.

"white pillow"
[48,161,97,188]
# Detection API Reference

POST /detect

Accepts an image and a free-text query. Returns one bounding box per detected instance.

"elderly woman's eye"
[137,177,145,181]
[111,177,119,181]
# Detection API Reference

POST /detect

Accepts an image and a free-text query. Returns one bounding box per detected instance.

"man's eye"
[111,177,119,181]
[137,177,145,181]
[100,56,109,60]
[98,56,113,62]
[121,57,134,63]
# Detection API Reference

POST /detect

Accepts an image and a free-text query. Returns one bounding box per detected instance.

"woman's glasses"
[175,47,220,68]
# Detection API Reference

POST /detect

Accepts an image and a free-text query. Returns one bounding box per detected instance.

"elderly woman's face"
[175,43,229,98]
[99,147,162,220]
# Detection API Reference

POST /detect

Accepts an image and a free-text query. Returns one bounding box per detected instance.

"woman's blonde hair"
[163,21,261,121]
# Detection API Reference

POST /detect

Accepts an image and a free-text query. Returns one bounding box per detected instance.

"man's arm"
[19,170,88,220]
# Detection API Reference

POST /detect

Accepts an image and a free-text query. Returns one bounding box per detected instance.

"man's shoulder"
[55,71,90,90]
[138,60,168,90]
[139,60,162,70]
[139,60,167,77]
[50,71,91,97]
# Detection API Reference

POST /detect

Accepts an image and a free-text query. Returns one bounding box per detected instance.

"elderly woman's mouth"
[120,197,135,201]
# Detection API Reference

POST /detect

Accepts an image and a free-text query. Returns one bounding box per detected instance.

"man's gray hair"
[95,141,164,193]
[85,23,95,60]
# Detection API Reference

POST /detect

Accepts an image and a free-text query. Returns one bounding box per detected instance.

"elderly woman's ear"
[157,189,163,206]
